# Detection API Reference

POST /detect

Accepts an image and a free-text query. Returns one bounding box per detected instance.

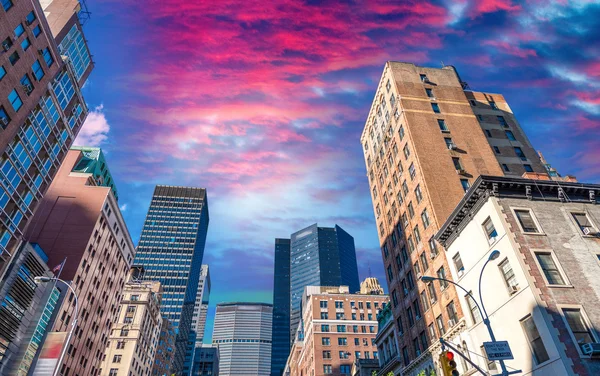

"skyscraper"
[184,264,211,375]
[0,0,92,277]
[270,238,291,376]
[212,302,272,376]
[271,224,360,376]
[360,62,547,374]
[25,148,135,375]
[290,224,359,343]
[134,185,209,375]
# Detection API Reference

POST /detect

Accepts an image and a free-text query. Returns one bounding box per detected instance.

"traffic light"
[439,350,459,376]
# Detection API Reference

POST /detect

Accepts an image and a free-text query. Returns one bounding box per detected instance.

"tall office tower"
[290,224,360,347]
[270,238,291,376]
[184,264,211,375]
[134,186,209,375]
[360,277,384,295]
[0,0,92,276]
[360,62,547,374]
[212,302,273,376]
[284,285,389,376]
[191,345,219,376]
[99,268,163,376]
[25,148,135,375]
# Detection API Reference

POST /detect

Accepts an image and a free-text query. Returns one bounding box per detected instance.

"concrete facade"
[25,149,135,376]
[360,62,547,375]
[99,275,163,376]
[287,286,388,376]
[437,175,600,376]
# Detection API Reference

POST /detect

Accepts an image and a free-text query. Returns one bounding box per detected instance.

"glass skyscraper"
[270,239,291,376]
[134,185,209,375]
[271,224,359,376]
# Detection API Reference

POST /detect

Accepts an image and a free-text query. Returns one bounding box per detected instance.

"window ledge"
[546,284,574,289]
[523,232,546,236]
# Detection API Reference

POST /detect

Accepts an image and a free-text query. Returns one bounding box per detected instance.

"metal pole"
[439,338,488,376]
[50,278,79,376]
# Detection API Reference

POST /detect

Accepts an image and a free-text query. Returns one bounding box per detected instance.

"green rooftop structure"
[71,146,119,200]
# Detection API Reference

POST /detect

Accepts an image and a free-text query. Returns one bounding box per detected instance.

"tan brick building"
[360,62,546,374]
[286,285,388,376]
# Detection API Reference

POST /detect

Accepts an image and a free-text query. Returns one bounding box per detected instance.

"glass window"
[33,25,42,37]
[387,265,394,282]
[323,350,331,358]
[323,365,332,374]
[572,212,595,235]
[420,74,427,82]
[521,315,549,364]
[483,217,498,243]
[494,146,501,154]
[452,157,462,170]
[403,144,410,159]
[453,252,464,274]
[409,163,416,180]
[432,103,441,113]
[32,60,45,81]
[20,74,33,95]
[524,164,533,172]
[436,315,445,335]
[2,0,13,11]
[563,308,596,352]
[21,37,31,51]
[461,179,470,192]
[515,209,539,233]
[322,337,330,345]
[437,119,448,131]
[0,65,6,80]
[466,293,481,324]
[14,24,25,38]
[0,106,10,128]
[26,11,36,24]
[9,51,19,65]
[490,101,499,110]
[419,252,428,271]
[505,130,516,140]
[437,267,448,289]
[42,48,54,67]
[535,252,565,285]
[8,89,23,112]
[502,163,510,172]
[447,301,458,324]
[426,88,434,98]
[420,290,429,311]
[444,137,454,149]
[499,259,519,292]
[514,147,526,160]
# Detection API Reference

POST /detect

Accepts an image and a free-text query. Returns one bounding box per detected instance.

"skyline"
[75,0,599,343]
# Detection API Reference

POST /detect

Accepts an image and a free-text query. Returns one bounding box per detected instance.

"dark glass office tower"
[134,186,209,375]
[270,239,291,376]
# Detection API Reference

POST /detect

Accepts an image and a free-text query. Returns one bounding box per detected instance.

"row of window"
[321,337,376,347]
[319,300,380,309]
[320,324,376,333]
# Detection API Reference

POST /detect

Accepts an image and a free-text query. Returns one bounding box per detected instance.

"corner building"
[134,186,209,375]
[360,62,546,374]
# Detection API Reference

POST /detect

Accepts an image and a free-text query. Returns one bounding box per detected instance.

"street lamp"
[34,276,79,376]
[421,250,517,376]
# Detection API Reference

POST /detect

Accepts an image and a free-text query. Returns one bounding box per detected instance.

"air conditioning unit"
[510,285,519,294]
[582,343,600,357]
[2,42,10,51]
[456,169,467,175]
[583,227,598,236]
[448,143,458,150]
[22,84,33,93]
[0,117,8,127]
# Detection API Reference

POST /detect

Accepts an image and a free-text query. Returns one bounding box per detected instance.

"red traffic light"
[446,351,454,361]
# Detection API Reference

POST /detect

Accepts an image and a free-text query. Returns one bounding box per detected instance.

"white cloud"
[547,65,600,88]
[74,104,110,147]
[571,99,600,115]
[120,204,128,212]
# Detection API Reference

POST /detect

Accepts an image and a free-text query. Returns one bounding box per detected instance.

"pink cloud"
[472,0,521,15]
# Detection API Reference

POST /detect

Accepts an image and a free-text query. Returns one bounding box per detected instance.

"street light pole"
[34,276,79,376]
[421,250,519,376]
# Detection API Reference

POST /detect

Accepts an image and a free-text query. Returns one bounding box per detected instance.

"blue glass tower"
[134,185,209,375]
[271,224,359,375]
[270,239,291,376]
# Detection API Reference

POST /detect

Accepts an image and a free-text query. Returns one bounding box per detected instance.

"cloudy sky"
[77,0,600,341]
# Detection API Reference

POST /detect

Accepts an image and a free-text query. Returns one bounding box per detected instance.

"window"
[436,315,445,335]
[493,146,501,154]
[26,11,36,24]
[460,179,470,192]
[413,300,421,320]
[390,93,396,107]
[420,290,429,311]
[413,337,421,356]
[535,252,566,285]
[515,209,540,233]
[8,89,23,112]
[521,315,549,364]
[514,147,526,160]
[502,163,510,172]
[453,252,464,275]
[21,38,31,51]
[386,79,391,91]
[402,181,409,195]
[505,130,516,140]
[499,258,519,292]
[320,300,328,308]
[428,324,436,341]
[483,217,498,244]
[14,24,25,38]
[407,306,414,326]
[497,115,507,126]
[490,101,499,110]
[562,308,596,353]
[340,365,351,374]
[432,103,441,113]
[112,355,122,363]
[447,301,458,325]
[2,0,13,11]
[20,74,33,95]
[437,119,448,131]
[116,341,125,349]
[33,25,42,37]
[323,365,332,374]
[436,267,448,289]
[120,328,129,336]
[130,295,139,301]
[409,163,416,180]
[321,312,328,319]
[32,60,45,81]
[444,137,454,149]
[426,88,434,98]
[323,350,331,359]
[466,293,481,324]
[408,202,414,218]
[109,369,118,376]
[339,350,349,359]
[401,246,409,262]
[414,225,421,243]
[387,265,394,282]
[452,157,462,170]
[399,125,405,139]
[481,346,498,371]
[392,290,398,307]
[321,324,329,332]
[42,48,54,67]
[397,317,404,336]
[419,252,428,271]
[396,254,402,271]
[0,66,6,81]
[335,301,343,309]
[338,337,347,346]
[572,212,596,235]
[407,236,415,253]
[403,144,410,159]
[9,51,19,65]
[322,337,331,345]
[429,238,438,257]
[415,185,423,203]
[470,99,477,106]
[420,74,428,82]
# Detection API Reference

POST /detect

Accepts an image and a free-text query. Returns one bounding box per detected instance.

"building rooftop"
[71,146,118,200]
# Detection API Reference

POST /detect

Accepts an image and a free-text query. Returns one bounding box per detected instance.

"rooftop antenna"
[368,262,372,278]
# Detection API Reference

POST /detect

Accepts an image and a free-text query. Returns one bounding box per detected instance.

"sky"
[76,0,600,342]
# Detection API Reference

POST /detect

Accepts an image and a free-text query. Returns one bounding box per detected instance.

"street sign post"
[484,341,514,361]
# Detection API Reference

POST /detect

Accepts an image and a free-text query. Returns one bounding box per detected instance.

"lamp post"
[421,250,518,376]
[34,276,79,376]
